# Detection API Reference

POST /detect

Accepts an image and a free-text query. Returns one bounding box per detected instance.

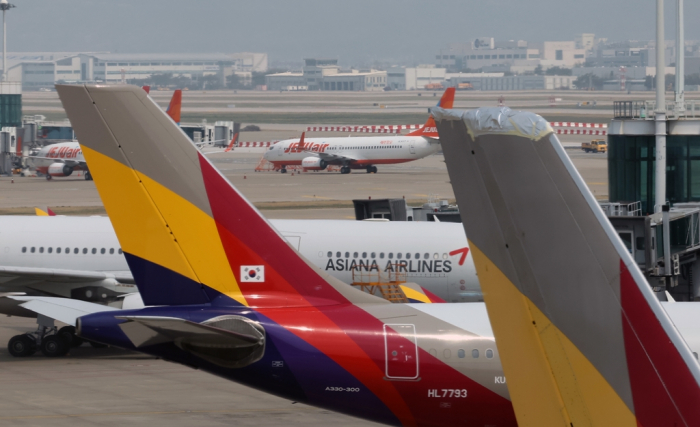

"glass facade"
[609,134,700,214]
[0,94,21,128]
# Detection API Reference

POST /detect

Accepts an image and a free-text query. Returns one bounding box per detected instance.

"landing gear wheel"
[88,340,107,349]
[280,168,287,174]
[46,175,52,181]
[371,166,377,174]
[41,335,68,357]
[84,171,92,181]
[8,335,36,357]
[57,326,84,348]
[340,166,350,174]
[366,166,373,173]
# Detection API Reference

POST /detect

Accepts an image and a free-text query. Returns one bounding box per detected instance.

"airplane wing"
[10,296,118,326]
[0,266,134,284]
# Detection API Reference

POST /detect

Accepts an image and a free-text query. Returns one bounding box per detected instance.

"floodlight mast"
[0,0,15,82]
[655,0,667,213]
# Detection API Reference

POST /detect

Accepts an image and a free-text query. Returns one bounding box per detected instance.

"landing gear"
[41,335,68,357]
[84,171,92,181]
[58,326,84,348]
[366,166,377,174]
[8,334,36,357]
[340,166,350,174]
[46,175,52,181]
[280,167,287,174]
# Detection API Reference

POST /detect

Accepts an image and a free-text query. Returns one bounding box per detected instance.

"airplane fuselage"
[29,141,87,176]
[263,136,440,169]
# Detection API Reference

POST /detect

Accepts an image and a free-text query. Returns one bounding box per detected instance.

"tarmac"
[0,120,608,426]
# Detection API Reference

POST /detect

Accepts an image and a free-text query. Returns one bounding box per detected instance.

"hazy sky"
[7,0,699,66]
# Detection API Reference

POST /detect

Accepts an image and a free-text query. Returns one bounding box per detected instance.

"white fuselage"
[263,136,440,168]
[30,141,86,175]
[0,216,479,303]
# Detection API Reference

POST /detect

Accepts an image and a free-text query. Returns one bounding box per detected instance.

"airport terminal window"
[327,251,332,258]
[83,248,87,254]
[353,252,358,258]
[486,349,494,359]
[472,349,479,358]
[458,349,465,358]
[21,247,26,253]
[101,248,106,254]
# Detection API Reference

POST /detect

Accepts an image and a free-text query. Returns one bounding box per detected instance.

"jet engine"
[301,157,327,170]
[48,162,74,177]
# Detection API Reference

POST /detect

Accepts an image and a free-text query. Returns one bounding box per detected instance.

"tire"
[340,167,350,174]
[46,175,52,180]
[280,168,287,174]
[41,335,68,357]
[84,171,92,181]
[371,166,378,174]
[8,335,36,357]
[57,326,84,348]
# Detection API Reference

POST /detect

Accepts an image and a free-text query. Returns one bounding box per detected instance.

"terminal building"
[266,59,387,92]
[5,52,268,90]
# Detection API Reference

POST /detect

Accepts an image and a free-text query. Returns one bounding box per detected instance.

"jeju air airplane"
[29,88,182,180]
[22,85,699,426]
[263,88,455,174]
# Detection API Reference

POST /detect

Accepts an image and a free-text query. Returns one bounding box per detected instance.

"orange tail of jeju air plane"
[165,89,182,125]
[407,87,455,139]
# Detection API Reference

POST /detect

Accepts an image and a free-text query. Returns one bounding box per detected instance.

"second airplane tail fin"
[57,84,383,309]
[224,133,239,152]
[407,87,455,138]
[435,107,700,427]
[166,89,182,125]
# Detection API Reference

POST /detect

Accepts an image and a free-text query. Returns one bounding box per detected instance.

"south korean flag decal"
[241,265,265,282]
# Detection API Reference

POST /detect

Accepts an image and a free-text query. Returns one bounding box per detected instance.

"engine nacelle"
[301,157,327,170]
[48,162,73,177]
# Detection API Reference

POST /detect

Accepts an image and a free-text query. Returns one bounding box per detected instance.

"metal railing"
[613,100,699,120]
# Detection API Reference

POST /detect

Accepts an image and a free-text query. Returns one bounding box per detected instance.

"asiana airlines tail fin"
[56,84,384,309]
[435,106,700,427]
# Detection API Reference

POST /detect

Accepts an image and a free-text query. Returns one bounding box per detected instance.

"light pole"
[0,0,15,82]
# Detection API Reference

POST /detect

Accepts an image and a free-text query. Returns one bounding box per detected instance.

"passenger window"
[83,248,87,254]
[458,349,465,358]
[424,253,429,259]
[362,252,367,258]
[336,251,341,257]
[101,248,106,254]
[74,248,79,254]
[429,348,437,357]
[486,349,494,359]
[31,247,35,253]
[21,247,26,253]
[443,349,451,359]
[57,247,61,254]
[379,252,384,259]
[39,247,44,253]
[118,248,123,254]
[388,252,393,259]
[92,248,97,254]
[327,251,332,258]
[48,247,53,254]
[433,253,438,259]
[345,252,349,258]
[406,253,411,259]
[65,247,69,254]
[371,252,376,258]
[397,253,402,259]
[472,349,479,358]
[353,252,358,258]
[110,248,114,254]
[442,253,448,259]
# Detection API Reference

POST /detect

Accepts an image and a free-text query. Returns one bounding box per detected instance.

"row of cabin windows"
[324,146,402,151]
[429,348,495,359]
[328,251,448,260]
[22,246,123,255]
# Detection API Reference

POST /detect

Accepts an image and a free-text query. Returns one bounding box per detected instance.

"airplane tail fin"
[223,133,238,152]
[407,87,455,138]
[141,86,150,94]
[35,207,48,216]
[56,84,383,309]
[166,89,182,125]
[434,107,700,427]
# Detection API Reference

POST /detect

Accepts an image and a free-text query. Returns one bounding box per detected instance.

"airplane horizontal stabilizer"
[117,315,265,368]
[435,106,700,427]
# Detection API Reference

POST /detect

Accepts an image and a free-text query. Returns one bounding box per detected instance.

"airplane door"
[384,324,419,379]
[283,235,301,250]
[276,145,283,157]
[409,143,416,154]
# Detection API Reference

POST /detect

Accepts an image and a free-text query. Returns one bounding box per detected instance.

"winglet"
[224,133,239,152]
[141,86,150,95]
[435,106,700,427]
[166,89,182,125]
[406,88,454,138]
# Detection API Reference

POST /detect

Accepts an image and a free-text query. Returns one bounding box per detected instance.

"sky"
[6,0,699,67]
